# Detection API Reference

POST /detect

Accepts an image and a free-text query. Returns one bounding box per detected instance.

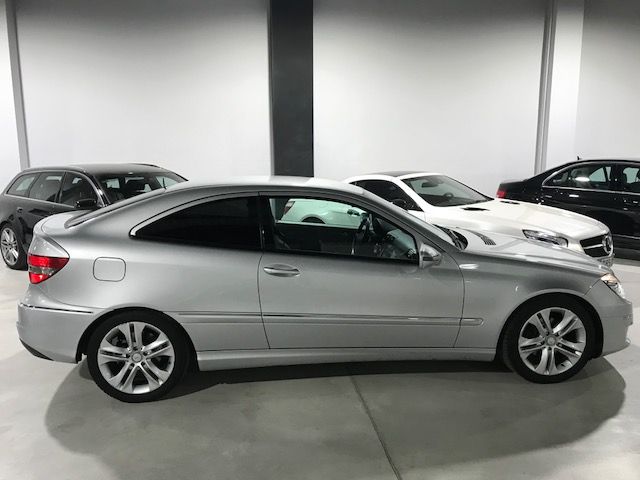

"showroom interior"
[1,0,639,478]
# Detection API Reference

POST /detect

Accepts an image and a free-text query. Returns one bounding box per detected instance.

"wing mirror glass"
[419,243,442,268]
[391,198,408,210]
[75,198,98,210]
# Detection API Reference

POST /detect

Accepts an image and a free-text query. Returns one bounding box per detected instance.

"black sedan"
[1,163,185,269]
[497,158,640,255]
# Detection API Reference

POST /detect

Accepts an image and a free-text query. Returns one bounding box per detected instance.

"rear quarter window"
[7,174,38,197]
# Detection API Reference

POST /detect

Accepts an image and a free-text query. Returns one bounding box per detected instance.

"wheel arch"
[495,292,603,361]
[76,306,199,369]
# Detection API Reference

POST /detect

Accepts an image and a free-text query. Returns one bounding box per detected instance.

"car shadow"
[44,356,627,479]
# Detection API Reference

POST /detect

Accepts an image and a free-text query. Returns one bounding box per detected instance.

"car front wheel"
[87,311,189,402]
[502,296,596,383]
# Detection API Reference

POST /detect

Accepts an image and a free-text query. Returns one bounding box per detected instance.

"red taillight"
[496,188,506,198]
[28,254,69,284]
[283,200,295,215]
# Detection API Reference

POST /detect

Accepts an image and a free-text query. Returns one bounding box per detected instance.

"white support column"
[535,0,585,173]
[4,0,29,170]
[0,0,22,188]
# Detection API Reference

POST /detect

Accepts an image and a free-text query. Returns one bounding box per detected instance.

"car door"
[19,171,68,246]
[613,163,640,249]
[539,163,620,226]
[257,193,463,349]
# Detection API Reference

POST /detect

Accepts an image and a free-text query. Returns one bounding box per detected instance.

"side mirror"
[75,198,98,210]
[391,198,408,210]
[419,243,442,268]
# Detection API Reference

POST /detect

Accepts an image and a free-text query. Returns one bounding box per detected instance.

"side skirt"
[197,348,496,371]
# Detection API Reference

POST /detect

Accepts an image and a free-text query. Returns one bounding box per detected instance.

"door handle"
[16,207,23,213]
[263,264,300,277]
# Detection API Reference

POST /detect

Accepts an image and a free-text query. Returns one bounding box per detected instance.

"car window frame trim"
[129,192,264,252]
[259,192,421,266]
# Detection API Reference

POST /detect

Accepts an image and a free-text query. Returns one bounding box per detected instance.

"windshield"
[403,175,490,207]
[96,171,184,204]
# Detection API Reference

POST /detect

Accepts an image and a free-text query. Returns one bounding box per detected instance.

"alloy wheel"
[1,227,19,266]
[518,307,586,376]
[97,321,175,394]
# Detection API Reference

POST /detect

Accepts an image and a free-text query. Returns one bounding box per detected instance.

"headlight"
[602,273,626,299]
[523,230,569,247]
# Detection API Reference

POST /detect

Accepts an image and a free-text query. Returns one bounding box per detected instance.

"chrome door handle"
[263,264,300,277]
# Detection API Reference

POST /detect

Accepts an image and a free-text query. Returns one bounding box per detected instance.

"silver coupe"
[17,177,632,402]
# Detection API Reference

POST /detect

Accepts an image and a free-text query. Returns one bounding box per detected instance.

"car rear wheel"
[1,225,26,270]
[502,296,596,383]
[87,311,189,402]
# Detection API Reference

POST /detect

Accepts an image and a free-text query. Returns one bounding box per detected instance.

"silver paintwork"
[518,307,586,375]
[1,227,19,266]
[16,177,633,378]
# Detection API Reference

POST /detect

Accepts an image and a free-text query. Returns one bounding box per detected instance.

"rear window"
[97,172,184,204]
[7,174,38,197]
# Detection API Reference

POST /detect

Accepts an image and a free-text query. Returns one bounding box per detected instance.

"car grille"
[580,233,613,258]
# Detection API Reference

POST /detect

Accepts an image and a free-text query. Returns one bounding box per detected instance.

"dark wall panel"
[269,0,313,176]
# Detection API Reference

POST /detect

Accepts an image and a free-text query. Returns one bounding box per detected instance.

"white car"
[345,172,614,265]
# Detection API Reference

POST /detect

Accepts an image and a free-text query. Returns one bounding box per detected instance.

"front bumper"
[17,301,96,364]
[585,281,633,356]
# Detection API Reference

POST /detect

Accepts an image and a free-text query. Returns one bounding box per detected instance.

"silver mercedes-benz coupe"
[17,177,632,402]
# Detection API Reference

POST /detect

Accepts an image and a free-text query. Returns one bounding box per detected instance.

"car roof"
[167,175,365,195]
[20,163,175,176]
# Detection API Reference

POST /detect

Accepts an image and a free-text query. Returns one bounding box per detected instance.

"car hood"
[425,199,607,240]
[454,227,610,276]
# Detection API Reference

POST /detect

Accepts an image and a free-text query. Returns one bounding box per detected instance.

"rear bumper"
[17,301,96,363]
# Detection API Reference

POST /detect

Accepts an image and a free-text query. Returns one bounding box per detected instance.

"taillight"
[283,200,295,215]
[496,188,506,198]
[28,254,69,284]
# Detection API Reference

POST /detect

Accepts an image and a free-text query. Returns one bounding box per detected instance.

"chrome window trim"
[5,170,103,208]
[129,192,261,246]
[542,161,640,194]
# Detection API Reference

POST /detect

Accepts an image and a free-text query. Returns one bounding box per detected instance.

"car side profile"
[346,172,614,265]
[17,177,632,402]
[498,158,640,256]
[0,164,185,270]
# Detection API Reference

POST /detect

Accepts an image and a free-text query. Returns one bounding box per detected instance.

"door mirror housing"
[391,198,408,210]
[419,243,442,268]
[75,198,98,210]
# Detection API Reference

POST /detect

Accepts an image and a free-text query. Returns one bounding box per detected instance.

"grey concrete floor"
[1,262,639,480]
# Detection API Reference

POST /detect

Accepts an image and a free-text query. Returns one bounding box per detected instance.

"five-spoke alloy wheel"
[1,225,25,269]
[502,295,595,383]
[87,311,189,402]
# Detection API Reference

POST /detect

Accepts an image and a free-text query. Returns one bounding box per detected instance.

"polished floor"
[1,261,639,480]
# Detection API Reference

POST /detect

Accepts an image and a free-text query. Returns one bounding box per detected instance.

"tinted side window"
[266,196,418,263]
[7,174,38,197]
[546,164,612,190]
[359,180,418,210]
[136,197,261,249]
[28,173,63,202]
[59,173,97,207]
[620,166,640,193]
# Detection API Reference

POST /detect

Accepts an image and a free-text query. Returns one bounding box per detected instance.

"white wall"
[16,0,271,180]
[314,0,547,194]
[0,0,20,190]
[544,0,584,169]
[575,0,640,159]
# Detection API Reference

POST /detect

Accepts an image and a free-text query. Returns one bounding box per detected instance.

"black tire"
[501,295,596,384]
[87,310,189,402]
[1,224,26,270]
